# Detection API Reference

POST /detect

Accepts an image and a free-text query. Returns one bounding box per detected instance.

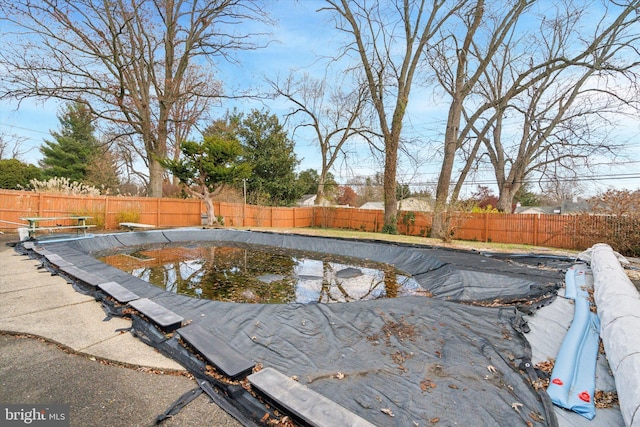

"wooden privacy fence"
[0,189,315,231]
[1,189,636,252]
[0,190,202,230]
[315,206,638,252]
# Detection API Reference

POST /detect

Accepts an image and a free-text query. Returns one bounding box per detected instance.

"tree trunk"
[204,196,217,226]
[496,182,521,213]
[430,1,489,240]
[148,158,165,197]
[431,99,462,239]
[383,136,398,233]
[315,170,327,205]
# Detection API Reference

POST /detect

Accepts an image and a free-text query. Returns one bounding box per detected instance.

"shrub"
[382,225,397,234]
[71,209,105,229]
[116,209,141,224]
[400,211,416,225]
[573,213,640,257]
[575,190,640,256]
[471,205,499,213]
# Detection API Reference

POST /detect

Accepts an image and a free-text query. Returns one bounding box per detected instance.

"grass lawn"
[241,226,580,256]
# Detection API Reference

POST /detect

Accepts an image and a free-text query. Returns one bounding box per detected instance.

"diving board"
[119,222,156,231]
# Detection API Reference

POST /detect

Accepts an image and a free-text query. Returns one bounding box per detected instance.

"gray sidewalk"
[0,239,241,427]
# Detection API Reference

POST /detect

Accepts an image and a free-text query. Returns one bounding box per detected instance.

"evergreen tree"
[297,169,338,201]
[296,169,320,195]
[0,159,42,189]
[514,184,541,207]
[203,111,241,142]
[161,137,251,226]
[236,110,302,206]
[39,102,101,182]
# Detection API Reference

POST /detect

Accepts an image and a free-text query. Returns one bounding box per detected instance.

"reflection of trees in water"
[130,260,206,298]
[200,247,297,303]
[126,246,298,302]
[316,262,399,303]
[109,243,409,304]
[124,246,212,298]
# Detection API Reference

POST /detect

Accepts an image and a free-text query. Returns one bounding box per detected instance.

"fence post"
[104,196,110,230]
[533,214,539,246]
[484,213,489,243]
[156,198,161,226]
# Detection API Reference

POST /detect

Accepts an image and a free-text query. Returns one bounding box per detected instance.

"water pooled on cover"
[99,242,424,304]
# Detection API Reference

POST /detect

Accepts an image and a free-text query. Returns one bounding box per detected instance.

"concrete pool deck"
[0,239,241,427]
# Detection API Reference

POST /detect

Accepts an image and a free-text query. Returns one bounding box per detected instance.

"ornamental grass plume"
[29,176,101,196]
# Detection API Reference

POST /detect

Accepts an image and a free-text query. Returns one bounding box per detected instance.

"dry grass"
[242,227,640,288]
[241,226,579,256]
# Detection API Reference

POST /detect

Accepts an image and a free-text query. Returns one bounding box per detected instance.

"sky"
[1,0,639,196]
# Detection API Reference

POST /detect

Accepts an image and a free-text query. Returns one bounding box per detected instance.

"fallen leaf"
[528,411,545,422]
[381,408,395,417]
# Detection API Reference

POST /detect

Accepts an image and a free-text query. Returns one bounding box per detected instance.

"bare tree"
[581,188,640,257]
[321,0,466,233]
[539,176,585,204]
[589,188,640,216]
[267,72,375,204]
[427,0,640,237]
[427,0,533,238]
[474,0,640,212]
[0,0,267,197]
[0,131,30,160]
[168,67,222,186]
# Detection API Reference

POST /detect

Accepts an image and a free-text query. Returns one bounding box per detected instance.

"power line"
[0,123,51,135]
[336,172,640,187]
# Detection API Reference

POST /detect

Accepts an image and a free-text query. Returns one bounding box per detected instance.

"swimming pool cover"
[19,229,568,426]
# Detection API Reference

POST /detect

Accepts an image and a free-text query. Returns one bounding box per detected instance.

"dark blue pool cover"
[20,228,568,426]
